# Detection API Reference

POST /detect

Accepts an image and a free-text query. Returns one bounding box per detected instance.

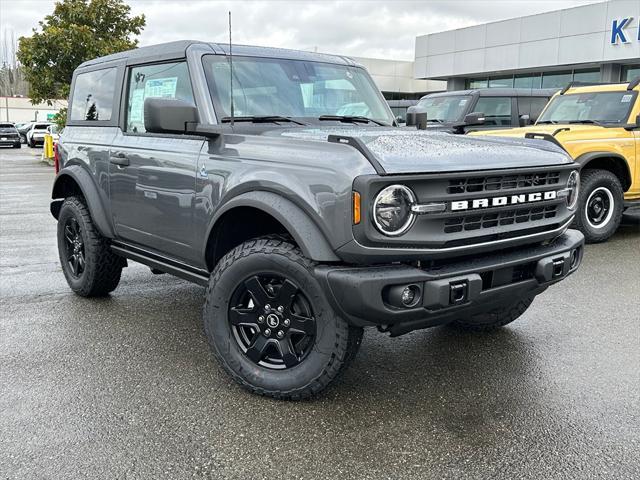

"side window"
[474,97,512,126]
[69,68,117,121]
[126,62,194,133]
[517,98,531,117]
[529,98,550,122]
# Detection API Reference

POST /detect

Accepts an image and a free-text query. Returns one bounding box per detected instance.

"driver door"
[109,61,204,263]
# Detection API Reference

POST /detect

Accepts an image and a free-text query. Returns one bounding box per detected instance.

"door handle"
[109,152,129,166]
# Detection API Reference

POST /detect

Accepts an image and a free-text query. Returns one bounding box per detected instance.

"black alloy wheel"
[203,236,363,399]
[56,196,124,296]
[63,216,86,278]
[229,274,316,369]
[585,187,613,228]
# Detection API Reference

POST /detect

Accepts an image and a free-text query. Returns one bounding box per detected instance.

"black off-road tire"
[28,138,35,148]
[573,169,624,244]
[451,296,534,332]
[203,237,363,400]
[57,196,123,297]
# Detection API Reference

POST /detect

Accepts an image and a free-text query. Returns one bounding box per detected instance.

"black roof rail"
[559,81,606,95]
[627,76,640,91]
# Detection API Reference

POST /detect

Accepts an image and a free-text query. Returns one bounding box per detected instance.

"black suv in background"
[50,41,584,399]
[0,123,21,148]
[408,88,557,134]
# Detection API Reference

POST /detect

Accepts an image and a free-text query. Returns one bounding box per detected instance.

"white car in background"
[26,122,51,147]
[46,124,61,144]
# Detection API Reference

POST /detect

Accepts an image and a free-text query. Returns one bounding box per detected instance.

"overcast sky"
[1,0,603,61]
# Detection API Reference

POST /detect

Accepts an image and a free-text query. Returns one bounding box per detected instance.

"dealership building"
[414,0,640,91]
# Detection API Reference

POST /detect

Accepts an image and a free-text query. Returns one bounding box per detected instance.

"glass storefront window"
[488,76,514,88]
[573,69,600,83]
[541,71,572,88]
[514,74,542,89]
[623,66,640,81]
[467,78,488,89]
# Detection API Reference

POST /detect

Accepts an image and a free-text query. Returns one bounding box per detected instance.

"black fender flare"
[574,151,632,190]
[208,191,340,262]
[50,165,115,238]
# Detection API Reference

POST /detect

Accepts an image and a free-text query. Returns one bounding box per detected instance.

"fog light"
[402,287,415,305]
[401,285,421,307]
[387,284,422,308]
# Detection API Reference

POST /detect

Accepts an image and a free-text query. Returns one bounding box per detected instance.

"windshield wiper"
[318,115,389,126]
[536,120,558,125]
[568,120,605,126]
[220,115,307,126]
[426,119,444,124]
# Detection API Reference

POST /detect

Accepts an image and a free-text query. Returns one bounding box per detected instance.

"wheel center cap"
[266,314,280,328]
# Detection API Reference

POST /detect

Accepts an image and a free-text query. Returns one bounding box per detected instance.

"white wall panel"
[427,31,456,55]
[486,18,521,47]
[455,24,486,51]
[558,33,605,64]
[518,39,559,69]
[521,11,561,43]
[484,44,520,72]
[560,2,607,37]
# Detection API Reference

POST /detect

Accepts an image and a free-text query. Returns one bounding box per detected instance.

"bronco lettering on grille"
[451,191,557,211]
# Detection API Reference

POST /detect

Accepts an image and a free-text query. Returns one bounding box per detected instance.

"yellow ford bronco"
[471,79,640,243]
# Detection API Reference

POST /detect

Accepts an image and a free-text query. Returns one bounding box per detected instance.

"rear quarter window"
[69,68,118,121]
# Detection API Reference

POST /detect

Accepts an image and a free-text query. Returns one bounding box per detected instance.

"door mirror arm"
[452,112,486,134]
[185,122,225,138]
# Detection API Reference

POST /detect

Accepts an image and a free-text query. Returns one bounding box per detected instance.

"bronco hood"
[276,127,572,174]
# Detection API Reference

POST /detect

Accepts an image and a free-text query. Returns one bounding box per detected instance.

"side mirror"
[405,105,428,130]
[636,114,640,127]
[519,114,531,127]
[144,97,198,134]
[463,112,485,126]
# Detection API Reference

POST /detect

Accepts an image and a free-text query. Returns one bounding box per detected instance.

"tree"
[17,0,145,112]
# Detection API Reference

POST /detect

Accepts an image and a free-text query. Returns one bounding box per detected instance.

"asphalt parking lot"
[1,147,639,479]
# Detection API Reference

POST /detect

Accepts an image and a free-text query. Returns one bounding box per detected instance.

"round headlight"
[566,170,580,210]
[373,185,416,236]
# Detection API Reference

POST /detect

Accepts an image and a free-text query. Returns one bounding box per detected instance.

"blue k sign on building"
[611,17,640,44]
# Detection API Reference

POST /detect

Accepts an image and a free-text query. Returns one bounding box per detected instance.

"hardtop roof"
[422,88,559,100]
[77,40,360,69]
[564,82,640,94]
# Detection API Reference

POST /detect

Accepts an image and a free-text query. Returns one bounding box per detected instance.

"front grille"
[447,171,561,194]
[444,205,558,233]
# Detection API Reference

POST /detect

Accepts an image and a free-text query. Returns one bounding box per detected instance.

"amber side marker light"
[353,191,361,225]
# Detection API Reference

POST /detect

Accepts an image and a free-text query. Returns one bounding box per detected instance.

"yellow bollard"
[43,134,54,160]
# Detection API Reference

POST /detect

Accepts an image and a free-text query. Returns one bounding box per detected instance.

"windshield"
[537,91,636,125]
[416,95,471,123]
[203,55,393,124]
[34,124,49,130]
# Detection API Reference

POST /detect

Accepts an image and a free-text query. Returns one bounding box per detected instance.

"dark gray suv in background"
[407,88,557,133]
[51,41,584,399]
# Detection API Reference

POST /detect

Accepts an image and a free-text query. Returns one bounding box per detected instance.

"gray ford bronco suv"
[51,41,584,399]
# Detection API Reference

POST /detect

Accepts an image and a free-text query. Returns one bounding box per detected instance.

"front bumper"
[316,229,584,335]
